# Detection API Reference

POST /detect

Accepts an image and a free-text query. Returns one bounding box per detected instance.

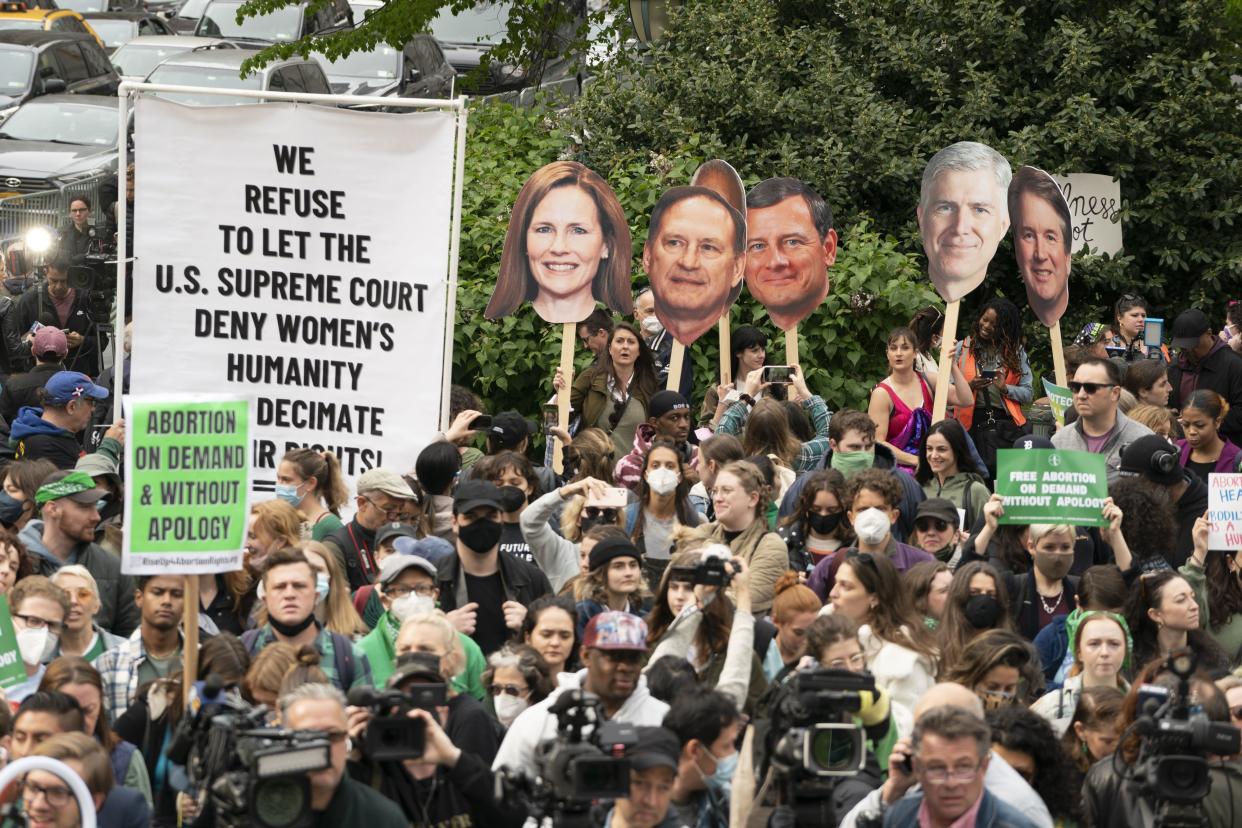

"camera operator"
[662,690,740,828]
[602,726,687,828]
[278,682,407,827]
[493,611,669,773]
[345,650,524,828]
[59,198,96,263]
[9,256,102,376]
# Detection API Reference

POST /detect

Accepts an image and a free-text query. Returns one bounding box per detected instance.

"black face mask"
[498,486,527,513]
[964,594,1002,629]
[269,611,316,638]
[807,512,843,535]
[458,517,503,553]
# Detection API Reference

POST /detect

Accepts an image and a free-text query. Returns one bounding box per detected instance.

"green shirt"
[136,647,181,688]
[357,610,487,701]
[310,512,345,542]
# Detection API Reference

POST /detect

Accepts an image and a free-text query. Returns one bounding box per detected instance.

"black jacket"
[434,549,552,612]
[347,749,524,828]
[1009,570,1079,641]
[322,519,378,591]
[7,281,104,375]
[0,362,63,424]
[1170,471,1209,568]
[1168,342,1242,443]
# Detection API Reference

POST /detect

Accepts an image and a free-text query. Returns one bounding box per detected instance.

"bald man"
[838,684,1053,828]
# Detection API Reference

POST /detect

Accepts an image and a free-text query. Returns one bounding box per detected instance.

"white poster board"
[1050,173,1122,255]
[131,97,457,498]
[1208,473,1242,551]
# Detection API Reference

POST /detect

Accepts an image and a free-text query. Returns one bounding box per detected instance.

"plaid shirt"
[244,623,373,692]
[717,394,832,472]
[94,628,182,722]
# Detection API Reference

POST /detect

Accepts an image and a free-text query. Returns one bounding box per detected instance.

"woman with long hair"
[716,364,830,473]
[573,536,651,637]
[936,560,1017,673]
[558,321,658,456]
[870,327,972,470]
[274,448,349,541]
[626,439,702,586]
[764,572,822,680]
[1059,685,1125,786]
[2,458,56,531]
[1178,390,1242,477]
[826,550,937,735]
[482,643,554,730]
[985,706,1082,826]
[692,460,789,615]
[0,525,33,595]
[1180,513,1242,665]
[906,560,951,629]
[559,427,617,485]
[699,325,773,429]
[196,566,254,637]
[1124,569,1231,677]
[1121,359,1173,408]
[1127,403,1178,441]
[244,499,302,571]
[1030,611,1131,734]
[941,628,1042,708]
[521,594,578,683]
[777,469,854,573]
[952,298,1034,477]
[1034,564,1130,690]
[914,419,989,531]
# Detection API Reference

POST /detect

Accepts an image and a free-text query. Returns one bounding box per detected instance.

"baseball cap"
[1072,322,1108,348]
[915,498,958,526]
[356,468,416,501]
[629,726,681,772]
[35,470,108,506]
[375,522,419,548]
[1170,309,1210,349]
[387,652,442,689]
[43,371,108,406]
[75,451,120,490]
[1119,434,1183,486]
[588,535,641,572]
[32,326,67,360]
[1013,434,1055,450]
[395,535,454,563]
[490,411,537,447]
[582,611,648,652]
[379,553,437,585]
[452,479,503,514]
[648,390,690,420]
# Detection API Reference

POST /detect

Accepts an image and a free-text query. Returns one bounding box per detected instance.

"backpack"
[241,628,356,690]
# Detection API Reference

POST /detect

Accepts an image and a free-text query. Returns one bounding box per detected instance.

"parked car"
[167,0,211,34]
[110,34,234,83]
[313,34,453,98]
[347,0,379,24]
[0,94,117,196]
[145,47,330,105]
[0,5,106,49]
[55,0,145,12]
[0,30,117,121]
[82,11,175,53]
[429,1,516,94]
[193,0,352,44]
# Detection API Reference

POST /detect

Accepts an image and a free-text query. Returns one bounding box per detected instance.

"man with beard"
[94,575,185,720]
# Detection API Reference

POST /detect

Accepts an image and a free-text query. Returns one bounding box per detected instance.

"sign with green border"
[995,448,1109,527]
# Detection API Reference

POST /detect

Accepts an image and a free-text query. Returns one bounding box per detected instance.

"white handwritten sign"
[1208,473,1242,551]
[1051,173,1122,256]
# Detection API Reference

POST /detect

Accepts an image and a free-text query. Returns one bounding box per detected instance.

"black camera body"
[347,683,448,762]
[767,667,874,779]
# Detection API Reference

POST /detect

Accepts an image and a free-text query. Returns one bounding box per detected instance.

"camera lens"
[253,777,307,828]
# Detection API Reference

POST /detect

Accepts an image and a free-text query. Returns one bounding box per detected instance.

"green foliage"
[568,0,1242,384]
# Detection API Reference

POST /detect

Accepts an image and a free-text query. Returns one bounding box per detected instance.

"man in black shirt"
[434,480,552,655]
[322,468,418,590]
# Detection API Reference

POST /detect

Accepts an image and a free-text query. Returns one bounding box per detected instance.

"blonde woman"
[50,565,122,661]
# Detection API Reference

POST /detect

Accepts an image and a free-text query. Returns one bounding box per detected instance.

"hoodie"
[21,519,140,637]
[921,470,990,529]
[8,406,81,469]
[491,668,669,773]
[613,422,700,491]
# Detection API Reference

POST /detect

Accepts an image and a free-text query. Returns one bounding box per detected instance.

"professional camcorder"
[1128,649,1241,828]
[497,690,638,828]
[346,682,447,761]
[669,544,735,587]
[168,675,332,828]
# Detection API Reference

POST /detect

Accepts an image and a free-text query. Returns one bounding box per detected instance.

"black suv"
[0,30,118,119]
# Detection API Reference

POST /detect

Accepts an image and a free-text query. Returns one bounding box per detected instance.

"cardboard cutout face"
[744,178,837,331]
[485,161,633,324]
[1009,166,1072,327]
[643,178,746,347]
[917,142,1011,304]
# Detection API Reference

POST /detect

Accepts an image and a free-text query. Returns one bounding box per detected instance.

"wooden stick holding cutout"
[553,323,574,474]
[785,326,799,368]
[666,341,686,392]
[718,314,732,387]
[931,300,961,423]
[1050,321,1067,388]
[182,575,199,708]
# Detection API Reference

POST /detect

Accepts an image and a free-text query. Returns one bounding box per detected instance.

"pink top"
[877,374,932,444]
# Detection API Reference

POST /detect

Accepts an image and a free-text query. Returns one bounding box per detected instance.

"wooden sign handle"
[666,341,685,392]
[718,314,732,387]
[1050,320,1067,388]
[931,300,961,424]
[553,323,574,474]
[785,325,799,367]
[182,575,199,709]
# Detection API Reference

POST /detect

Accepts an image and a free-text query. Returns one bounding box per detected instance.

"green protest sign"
[995,448,1109,527]
[123,396,251,575]
[1042,377,1073,427]
[0,595,27,689]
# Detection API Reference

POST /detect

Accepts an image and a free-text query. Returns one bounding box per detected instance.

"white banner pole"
[113,88,129,426]
[440,98,469,430]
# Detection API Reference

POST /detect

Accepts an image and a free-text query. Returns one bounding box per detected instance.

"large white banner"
[132,98,456,499]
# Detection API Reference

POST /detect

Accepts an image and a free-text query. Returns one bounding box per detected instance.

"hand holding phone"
[761,365,793,384]
[585,486,627,509]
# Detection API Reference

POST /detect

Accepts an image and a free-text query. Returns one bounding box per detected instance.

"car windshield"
[316,45,397,79]
[430,1,508,45]
[112,42,188,77]
[86,18,136,48]
[0,20,44,32]
[176,0,211,18]
[56,0,108,12]
[0,50,32,93]
[147,62,262,105]
[0,103,115,145]
[195,2,300,41]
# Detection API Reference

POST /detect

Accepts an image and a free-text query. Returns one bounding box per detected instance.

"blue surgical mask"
[700,747,737,795]
[315,573,330,602]
[274,483,303,507]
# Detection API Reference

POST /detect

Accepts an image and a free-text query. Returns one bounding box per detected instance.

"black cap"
[1013,434,1055,450]
[375,522,419,548]
[588,535,641,572]
[648,390,690,420]
[1119,434,1182,486]
[629,726,681,772]
[915,498,958,526]
[452,479,504,514]
[490,411,537,447]
[1171,309,1210,349]
[387,651,442,689]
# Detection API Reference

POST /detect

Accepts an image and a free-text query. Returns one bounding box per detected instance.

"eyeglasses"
[825,653,866,671]
[384,584,436,599]
[1068,381,1116,395]
[490,683,530,698]
[362,496,404,520]
[919,762,983,786]
[22,779,72,807]
[14,612,63,635]
[1230,705,1242,720]
[61,587,95,604]
[69,207,89,214]
[582,507,618,521]
[915,518,951,533]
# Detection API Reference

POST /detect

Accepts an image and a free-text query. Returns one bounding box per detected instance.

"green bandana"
[35,471,99,505]
[1065,608,1133,672]
[830,449,875,478]
[381,610,402,655]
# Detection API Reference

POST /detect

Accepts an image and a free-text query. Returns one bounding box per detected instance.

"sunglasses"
[915,518,951,533]
[490,684,529,698]
[1068,381,1116,395]
[582,507,618,521]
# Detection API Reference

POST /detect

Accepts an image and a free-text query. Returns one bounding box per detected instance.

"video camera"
[70,234,119,323]
[1129,649,1241,828]
[497,690,638,828]
[346,681,447,762]
[669,544,735,588]
[167,675,333,828]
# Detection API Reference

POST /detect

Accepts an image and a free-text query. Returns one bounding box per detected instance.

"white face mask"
[17,626,54,666]
[645,467,679,496]
[641,316,663,337]
[853,507,891,546]
[391,593,435,623]
[493,694,529,728]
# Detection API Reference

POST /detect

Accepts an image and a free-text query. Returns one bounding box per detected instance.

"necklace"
[1038,590,1063,615]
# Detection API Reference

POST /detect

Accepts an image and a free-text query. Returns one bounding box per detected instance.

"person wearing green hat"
[1029,610,1131,736]
[20,469,139,637]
